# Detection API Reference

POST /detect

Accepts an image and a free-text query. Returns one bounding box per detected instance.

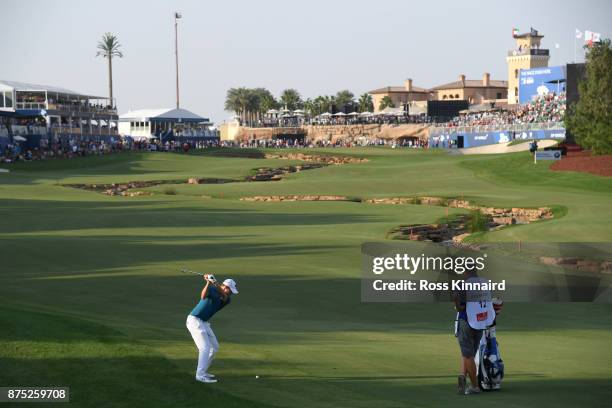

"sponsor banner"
[536,150,562,160]
[519,66,566,104]
[429,129,566,148]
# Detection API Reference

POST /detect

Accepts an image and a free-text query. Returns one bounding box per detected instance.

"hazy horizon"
[2,0,610,123]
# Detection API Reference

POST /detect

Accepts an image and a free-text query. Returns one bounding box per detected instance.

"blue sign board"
[535,150,562,160]
[519,66,566,104]
[429,129,566,149]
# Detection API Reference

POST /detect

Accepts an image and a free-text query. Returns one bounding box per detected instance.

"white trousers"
[186,315,219,378]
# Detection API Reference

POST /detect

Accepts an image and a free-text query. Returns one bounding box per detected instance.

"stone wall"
[234,127,306,142]
[234,123,431,143]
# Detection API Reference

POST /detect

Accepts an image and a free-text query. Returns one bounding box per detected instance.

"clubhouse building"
[368,73,507,112]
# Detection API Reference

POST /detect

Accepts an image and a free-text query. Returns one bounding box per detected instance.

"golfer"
[186,274,239,383]
[454,268,495,395]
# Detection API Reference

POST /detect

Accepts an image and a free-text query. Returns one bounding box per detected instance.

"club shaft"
[181,268,205,276]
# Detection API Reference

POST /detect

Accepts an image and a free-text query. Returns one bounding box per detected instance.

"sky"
[2,0,610,123]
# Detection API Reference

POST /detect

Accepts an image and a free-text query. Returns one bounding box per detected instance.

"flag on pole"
[575,29,583,39]
[512,27,519,38]
[585,30,601,47]
[175,11,182,19]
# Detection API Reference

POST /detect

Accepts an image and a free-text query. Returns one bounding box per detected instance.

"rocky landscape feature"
[368,196,553,226]
[246,163,326,181]
[379,196,554,243]
[539,257,612,274]
[241,195,350,202]
[264,153,368,165]
[64,154,367,196]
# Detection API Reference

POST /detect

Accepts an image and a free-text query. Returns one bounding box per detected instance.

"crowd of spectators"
[443,92,566,128]
[233,137,427,149]
[1,138,125,163]
[0,134,429,163]
[241,113,432,128]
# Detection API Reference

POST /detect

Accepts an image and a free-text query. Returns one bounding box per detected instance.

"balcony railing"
[16,102,46,110]
[47,103,117,115]
[507,48,549,57]
[14,102,117,115]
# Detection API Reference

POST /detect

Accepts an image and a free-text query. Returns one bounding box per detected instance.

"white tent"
[119,108,208,123]
[348,111,359,116]
[320,112,332,117]
[334,112,346,116]
[360,111,373,116]
[379,107,404,116]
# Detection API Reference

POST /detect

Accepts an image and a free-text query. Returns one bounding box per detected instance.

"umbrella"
[348,111,359,116]
[293,109,305,114]
[334,112,346,116]
[360,111,373,116]
[320,112,332,117]
[13,135,27,142]
[266,109,279,114]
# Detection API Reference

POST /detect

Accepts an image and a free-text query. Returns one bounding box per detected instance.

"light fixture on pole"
[174,11,182,109]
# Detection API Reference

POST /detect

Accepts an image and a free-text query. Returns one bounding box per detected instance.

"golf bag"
[475,326,504,390]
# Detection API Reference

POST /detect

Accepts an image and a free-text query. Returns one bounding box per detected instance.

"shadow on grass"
[0,198,383,234]
[2,302,612,408]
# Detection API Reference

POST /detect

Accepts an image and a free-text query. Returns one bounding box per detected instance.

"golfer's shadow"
[266,372,547,381]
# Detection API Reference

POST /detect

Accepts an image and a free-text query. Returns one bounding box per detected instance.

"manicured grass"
[1,148,611,407]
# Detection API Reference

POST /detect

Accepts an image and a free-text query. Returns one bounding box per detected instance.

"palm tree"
[227,87,251,123]
[280,89,303,111]
[316,98,326,116]
[303,98,316,117]
[253,88,278,117]
[358,93,374,112]
[379,95,395,111]
[96,32,124,106]
[224,88,240,119]
[335,90,355,113]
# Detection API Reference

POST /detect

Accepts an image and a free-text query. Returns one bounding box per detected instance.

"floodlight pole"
[175,12,181,109]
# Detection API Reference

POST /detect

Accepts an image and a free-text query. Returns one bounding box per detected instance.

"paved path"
[451,139,559,155]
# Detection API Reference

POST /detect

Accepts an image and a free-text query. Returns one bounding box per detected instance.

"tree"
[565,39,612,154]
[379,95,395,110]
[358,93,374,112]
[96,32,124,106]
[335,90,355,113]
[224,87,252,123]
[303,98,316,117]
[253,88,278,114]
[280,89,303,110]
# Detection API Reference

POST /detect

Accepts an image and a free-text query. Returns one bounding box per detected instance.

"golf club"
[181,268,217,283]
[180,268,205,276]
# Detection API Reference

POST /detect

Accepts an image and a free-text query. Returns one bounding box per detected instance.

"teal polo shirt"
[190,286,230,321]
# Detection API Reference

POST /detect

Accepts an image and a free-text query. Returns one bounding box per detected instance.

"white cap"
[223,278,239,294]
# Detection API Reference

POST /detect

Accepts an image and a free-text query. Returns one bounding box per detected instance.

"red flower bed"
[550,151,612,177]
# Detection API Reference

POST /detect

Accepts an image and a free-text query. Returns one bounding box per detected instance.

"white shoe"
[204,373,216,379]
[196,375,218,383]
[465,386,481,395]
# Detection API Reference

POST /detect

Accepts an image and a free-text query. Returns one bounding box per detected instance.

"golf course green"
[1,148,611,407]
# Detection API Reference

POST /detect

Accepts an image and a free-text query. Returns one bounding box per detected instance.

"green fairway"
[1,148,611,407]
